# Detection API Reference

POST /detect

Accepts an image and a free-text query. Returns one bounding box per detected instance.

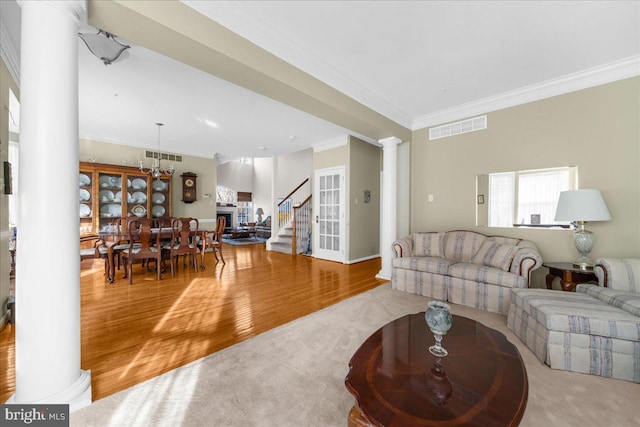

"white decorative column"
[8,0,91,411]
[377,137,402,280]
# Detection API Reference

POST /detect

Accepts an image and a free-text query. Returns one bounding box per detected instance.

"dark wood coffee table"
[345,313,528,426]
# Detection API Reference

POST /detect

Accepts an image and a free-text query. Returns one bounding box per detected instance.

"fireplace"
[217,212,233,229]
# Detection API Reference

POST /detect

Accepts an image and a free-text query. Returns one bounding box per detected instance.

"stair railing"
[277,177,310,231]
[276,177,311,255]
[293,195,312,254]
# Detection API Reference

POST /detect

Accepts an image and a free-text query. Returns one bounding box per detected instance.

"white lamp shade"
[554,189,611,222]
[255,208,264,215]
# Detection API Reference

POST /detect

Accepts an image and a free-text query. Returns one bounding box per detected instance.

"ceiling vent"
[145,151,183,163]
[429,115,487,140]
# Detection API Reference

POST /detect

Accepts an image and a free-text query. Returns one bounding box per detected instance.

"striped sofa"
[391,230,543,314]
[507,258,640,383]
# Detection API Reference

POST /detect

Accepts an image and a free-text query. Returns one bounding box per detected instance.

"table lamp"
[554,189,611,270]
[255,207,264,223]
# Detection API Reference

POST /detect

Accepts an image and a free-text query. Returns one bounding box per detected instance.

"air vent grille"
[429,115,487,140]
[145,151,183,163]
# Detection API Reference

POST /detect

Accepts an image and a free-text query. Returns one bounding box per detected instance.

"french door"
[314,166,345,262]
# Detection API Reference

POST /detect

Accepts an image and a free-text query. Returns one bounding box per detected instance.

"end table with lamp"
[543,262,597,292]
[554,188,611,270]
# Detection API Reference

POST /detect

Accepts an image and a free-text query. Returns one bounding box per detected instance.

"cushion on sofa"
[471,241,520,271]
[392,256,453,275]
[577,284,640,317]
[442,231,488,263]
[413,232,445,257]
[448,263,527,288]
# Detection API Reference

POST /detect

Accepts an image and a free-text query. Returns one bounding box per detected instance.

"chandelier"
[139,123,175,178]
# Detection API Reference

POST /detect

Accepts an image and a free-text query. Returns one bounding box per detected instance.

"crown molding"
[0,15,20,87]
[311,135,349,153]
[182,1,414,129]
[412,55,640,130]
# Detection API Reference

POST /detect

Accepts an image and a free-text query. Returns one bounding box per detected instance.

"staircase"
[270,178,312,255]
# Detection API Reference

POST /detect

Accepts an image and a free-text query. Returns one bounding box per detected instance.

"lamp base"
[573,224,595,271]
[572,256,594,270]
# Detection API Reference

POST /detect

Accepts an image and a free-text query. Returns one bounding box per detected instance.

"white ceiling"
[2,1,639,161]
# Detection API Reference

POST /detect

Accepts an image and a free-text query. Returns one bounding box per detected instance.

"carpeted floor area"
[71,283,638,427]
[221,236,269,246]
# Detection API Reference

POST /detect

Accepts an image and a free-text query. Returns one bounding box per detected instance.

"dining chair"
[121,218,163,284]
[153,216,175,228]
[80,234,110,277]
[197,216,226,269]
[164,217,199,276]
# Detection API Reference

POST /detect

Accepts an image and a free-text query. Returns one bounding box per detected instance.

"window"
[216,185,236,205]
[482,166,578,228]
[237,192,253,224]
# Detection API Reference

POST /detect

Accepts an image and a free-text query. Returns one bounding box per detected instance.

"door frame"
[313,166,346,263]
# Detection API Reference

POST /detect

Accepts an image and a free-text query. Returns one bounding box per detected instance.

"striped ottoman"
[507,286,640,383]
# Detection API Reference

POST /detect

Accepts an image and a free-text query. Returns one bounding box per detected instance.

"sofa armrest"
[392,236,413,258]
[594,258,640,291]
[509,245,543,283]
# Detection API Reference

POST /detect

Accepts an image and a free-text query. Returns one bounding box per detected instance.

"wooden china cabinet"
[79,161,172,234]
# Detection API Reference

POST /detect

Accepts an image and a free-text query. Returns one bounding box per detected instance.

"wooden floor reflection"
[0,244,384,402]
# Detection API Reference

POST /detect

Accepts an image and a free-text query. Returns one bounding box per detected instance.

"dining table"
[98,226,209,283]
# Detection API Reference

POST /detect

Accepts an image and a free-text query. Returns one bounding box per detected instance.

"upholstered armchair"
[594,258,640,291]
[255,216,272,238]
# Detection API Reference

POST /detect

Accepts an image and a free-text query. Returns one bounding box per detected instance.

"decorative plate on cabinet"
[152,193,165,204]
[132,204,147,217]
[79,173,91,186]
[79,188,90,202]
[152,180,166,191]
[132,191,147,203]
[79,204,91,218]
[99,190,115,202]
[152,205,165,217]
[131,178,147,190]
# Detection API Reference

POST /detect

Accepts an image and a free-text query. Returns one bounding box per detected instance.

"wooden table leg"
[348,405,371,427]
[560,271,577,292]
[106,242,116,283]
[545,273,554,289]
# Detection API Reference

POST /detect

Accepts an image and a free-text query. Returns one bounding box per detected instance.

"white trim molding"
[413,55,640,130]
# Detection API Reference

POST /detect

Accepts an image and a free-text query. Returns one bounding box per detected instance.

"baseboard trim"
[346,254,380,265]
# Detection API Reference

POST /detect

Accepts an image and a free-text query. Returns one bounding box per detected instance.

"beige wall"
[0,58,19,324]
[217,160,254,193]
[275,149,313,199]
[313,144,348,171]
[79,138,218,220]
[349,136,381,261]
[410,77,640,288]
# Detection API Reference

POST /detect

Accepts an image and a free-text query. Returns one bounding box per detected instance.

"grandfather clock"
[181,172,197,203]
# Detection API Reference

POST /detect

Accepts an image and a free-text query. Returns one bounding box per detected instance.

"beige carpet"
[72,283,638,426]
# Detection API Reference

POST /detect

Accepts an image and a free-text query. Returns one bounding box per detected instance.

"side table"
[543,262,597,292]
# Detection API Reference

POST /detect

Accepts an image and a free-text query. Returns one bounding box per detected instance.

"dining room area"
[0,237,384,404]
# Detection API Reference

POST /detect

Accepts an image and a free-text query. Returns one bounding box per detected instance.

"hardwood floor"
[0,244,385,403]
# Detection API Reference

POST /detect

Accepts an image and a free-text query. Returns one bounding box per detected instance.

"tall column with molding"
[377,137,402,280]
[8,0,91,410]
